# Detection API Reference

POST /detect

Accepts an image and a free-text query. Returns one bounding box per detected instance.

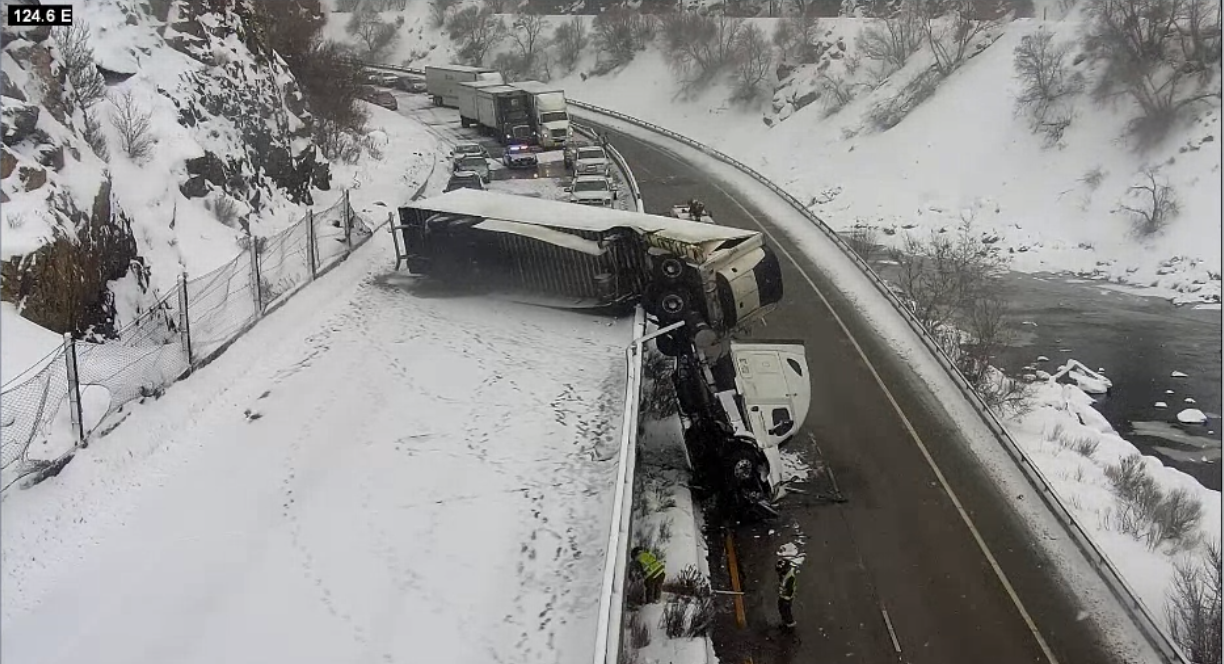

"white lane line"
[613,128,1062,664]
[880,605,902,654]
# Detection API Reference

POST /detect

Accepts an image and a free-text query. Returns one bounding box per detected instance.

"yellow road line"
[724,530,747,629]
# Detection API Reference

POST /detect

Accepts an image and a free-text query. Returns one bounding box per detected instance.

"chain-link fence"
[1,188,386,494]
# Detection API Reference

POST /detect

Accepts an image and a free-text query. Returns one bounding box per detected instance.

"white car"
[454,154,490,182]
[503,144,539,169]
[571,145,610,177]
[451,142,489,166]
[566,175,618,207]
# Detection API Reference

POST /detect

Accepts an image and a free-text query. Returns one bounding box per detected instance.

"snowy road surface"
[2,229,630,664]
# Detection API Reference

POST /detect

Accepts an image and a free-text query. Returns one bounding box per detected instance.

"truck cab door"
[731,343,810,450]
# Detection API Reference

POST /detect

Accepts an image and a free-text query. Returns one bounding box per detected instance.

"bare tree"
[854,8,923,78]
[347,6,402,59]
[430,0,460,29]
[109,89,155,161]
[52,24,107,108]
[1119,168,1180,237]
[773,11,822,63]
[1013,28,1085,145]
[448,6,507,66]
[553,17,588,74]
[922,0,996,77]
[510,10,546,76]
[731,23,774,102]
[817,71,860,115]
[1083,0,1221,144]
[335,0,361,10]
[1166,541,1222,664]
[593,8,655,68]
[660,12,744,89]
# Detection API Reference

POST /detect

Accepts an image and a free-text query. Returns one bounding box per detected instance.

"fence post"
[177,271,193,366]
[307,210,318,279]
[62,333,85,449]
[344,190,353,252]
[249,238,263,314]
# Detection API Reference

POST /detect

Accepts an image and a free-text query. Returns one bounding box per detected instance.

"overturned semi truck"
[395,189,784,357]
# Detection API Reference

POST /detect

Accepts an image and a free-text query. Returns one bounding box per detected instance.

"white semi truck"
[424,64,504,108]
[508,81,572,149]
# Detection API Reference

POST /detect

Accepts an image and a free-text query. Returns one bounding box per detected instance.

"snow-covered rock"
[1171,370,1190,378]
[1177,408,1208,424]
[1155,401,1169,408]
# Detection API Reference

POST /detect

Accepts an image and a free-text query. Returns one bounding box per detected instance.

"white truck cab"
[719,342,810,493]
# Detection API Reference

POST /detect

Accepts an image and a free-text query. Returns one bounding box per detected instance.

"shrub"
[628,611,651,648]
[773,12,821,63]
[1120,168,1179,237]
[818,72,859,116]
[922,0,998,77]
[866,66,941,130]
[52,24,106,109]
[1071,436,1099,458]
[1166,541,1222,664]
[430,0,459,28]
[82,108,109,160]
[1153,487,1204,546]
[660,12,744,90]
[685,594,716,636]
[1082,0,1221,146]
[448,6,507,67]
[844,223,879,261]
[731,23,774,102]
[660,599,688,637]
[1105,454,1203,549]
[210,194,242,227]
[626,573,647,608]
[593,9,655,70]
[110,90,155,161]
[854,9,923,79]
[663,564,707,597]
[1013,28,1085,146]
[553,17,588,74]
[641,350,679,420]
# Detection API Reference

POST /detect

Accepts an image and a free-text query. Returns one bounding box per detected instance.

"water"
[994,273,1222,491]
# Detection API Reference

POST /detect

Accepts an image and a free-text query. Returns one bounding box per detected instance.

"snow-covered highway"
[1,216,630,664]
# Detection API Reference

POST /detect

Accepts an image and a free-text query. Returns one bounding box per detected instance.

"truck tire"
[460,116,471,128]
[651,286,691,324]
[654,330,682,357]
[654,254,686,283]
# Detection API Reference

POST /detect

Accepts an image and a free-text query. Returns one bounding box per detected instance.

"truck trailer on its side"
[424,64,504,108]
[394,189,783,353]
[473,85,536,145]
[507,81,571,149]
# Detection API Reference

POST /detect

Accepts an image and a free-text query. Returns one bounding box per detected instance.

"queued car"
[395,76,426,93]
[566,175,618,207]
[445,171,487,192]
[451,142,490,165]
[453,154,490,182]
[570,145,610,177]
[503,144,539,169]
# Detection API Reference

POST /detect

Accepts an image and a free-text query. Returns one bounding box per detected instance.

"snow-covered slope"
[2,0,335,347]
[1,187,630,664]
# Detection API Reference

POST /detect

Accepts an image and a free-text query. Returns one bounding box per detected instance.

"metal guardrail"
[564,101,1188,664]
[352,59,1185,664]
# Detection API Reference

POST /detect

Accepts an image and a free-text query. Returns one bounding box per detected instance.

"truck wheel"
[654,330,682,357]
[652,287,691,323]
[654,255,686,283]
[460,117,471,128]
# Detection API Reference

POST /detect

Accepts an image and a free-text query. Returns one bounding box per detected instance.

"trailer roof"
[424,64,495,74]
[478,84,527,95]
[458,79,506,89]
[406,189,757,244]
[508,81,565,95]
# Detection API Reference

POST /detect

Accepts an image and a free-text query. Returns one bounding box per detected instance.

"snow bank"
[0,303,63,386]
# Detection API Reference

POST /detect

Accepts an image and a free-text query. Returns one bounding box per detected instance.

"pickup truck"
[566,175,617,207]
[568,145,610,177]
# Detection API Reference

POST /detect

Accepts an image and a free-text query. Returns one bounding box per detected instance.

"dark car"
[445,171,487,192]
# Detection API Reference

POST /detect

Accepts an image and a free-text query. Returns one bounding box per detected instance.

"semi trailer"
[471,85,536,145]
[424,64,504,108]
[394,189,783,356]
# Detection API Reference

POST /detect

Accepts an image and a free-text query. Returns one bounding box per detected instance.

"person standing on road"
[632,546,666,604]
[776,558,798,630]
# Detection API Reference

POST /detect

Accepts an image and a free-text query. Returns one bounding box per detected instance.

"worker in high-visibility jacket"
[632,546,666,604]
[776,558,798,630]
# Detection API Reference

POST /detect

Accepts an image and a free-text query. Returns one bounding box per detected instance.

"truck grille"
[551,129,568,139]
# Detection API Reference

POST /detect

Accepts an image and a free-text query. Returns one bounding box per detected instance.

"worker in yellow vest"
[632,546,666,604]
[776,558,798,630]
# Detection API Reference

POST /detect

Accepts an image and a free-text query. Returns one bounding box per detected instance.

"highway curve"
[592,122,1132,664]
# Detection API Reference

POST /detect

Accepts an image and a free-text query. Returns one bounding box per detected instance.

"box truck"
[473,85,536,145]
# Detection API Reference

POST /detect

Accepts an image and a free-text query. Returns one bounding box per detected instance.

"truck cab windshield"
[577,148,604,161]
[540,111,568,123]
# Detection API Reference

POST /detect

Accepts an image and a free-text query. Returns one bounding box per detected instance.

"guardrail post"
[344,190,353,252]
[249,238,263,314]
[177,271,192,366]
[62,333,85,449]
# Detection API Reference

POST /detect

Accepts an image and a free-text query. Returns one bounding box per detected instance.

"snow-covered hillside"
[327,2,1220,305]
[2,0,335,347]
